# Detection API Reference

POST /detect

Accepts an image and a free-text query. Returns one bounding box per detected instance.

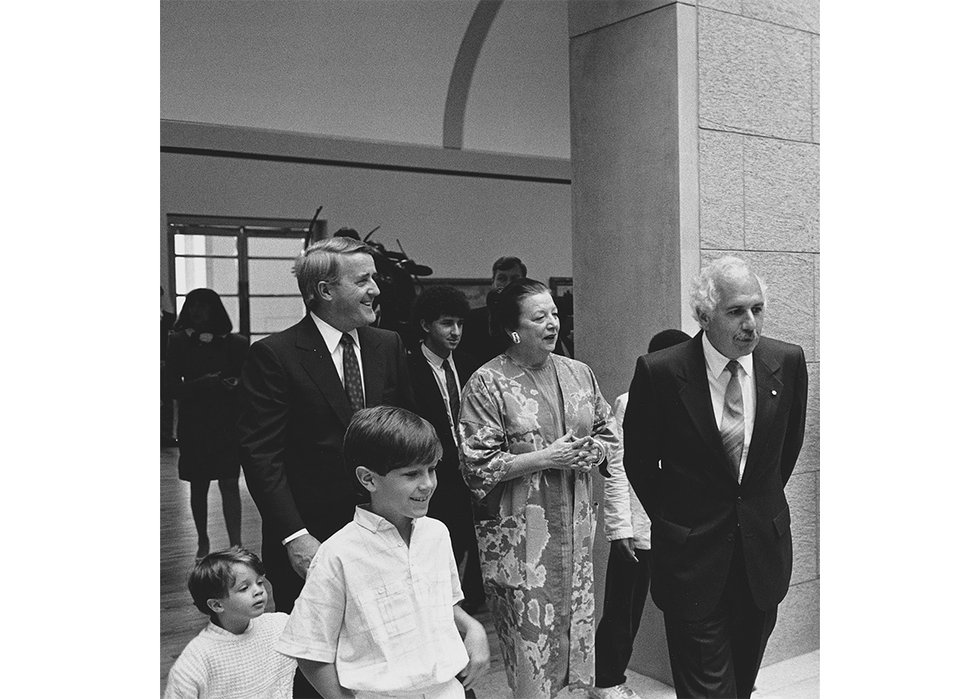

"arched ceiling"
[161,0,570,159]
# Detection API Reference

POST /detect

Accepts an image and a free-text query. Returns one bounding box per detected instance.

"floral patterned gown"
[458,353,619,698]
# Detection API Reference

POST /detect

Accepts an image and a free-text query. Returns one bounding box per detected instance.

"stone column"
[569,0,819,684]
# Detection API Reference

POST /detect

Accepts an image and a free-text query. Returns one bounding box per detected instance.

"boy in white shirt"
[275,405,490,698]
[164,546,297,698]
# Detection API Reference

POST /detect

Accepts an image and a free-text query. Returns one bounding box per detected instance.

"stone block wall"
[697,0,820,664]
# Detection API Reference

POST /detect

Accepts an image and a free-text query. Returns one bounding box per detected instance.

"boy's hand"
[286,534,321,579]
[457,621,491,690]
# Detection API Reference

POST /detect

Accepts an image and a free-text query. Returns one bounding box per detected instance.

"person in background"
[456,256,526,366]
[276,406,490,699]
[164,546,296,699]
[458,278,618,698]
[161,286,178,448]
[589,329,691,699]
[238,236,416,697]
[165,288,248,561]
[407,285,486,613]
[624,257,808,698]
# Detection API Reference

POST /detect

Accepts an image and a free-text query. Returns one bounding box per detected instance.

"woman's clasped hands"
[543,431,604,473]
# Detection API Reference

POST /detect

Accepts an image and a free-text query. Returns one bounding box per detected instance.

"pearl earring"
[510,331,521,344]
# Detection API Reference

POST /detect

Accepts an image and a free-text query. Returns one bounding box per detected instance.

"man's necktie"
[719,359,744,480]
[340,333,364,413]
[443,359,460,427]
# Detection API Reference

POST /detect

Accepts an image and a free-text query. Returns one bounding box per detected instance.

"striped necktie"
[719,359,744,480]
[340,333,365,413]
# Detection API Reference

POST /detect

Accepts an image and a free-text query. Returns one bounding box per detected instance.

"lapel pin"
[771,389,777,396]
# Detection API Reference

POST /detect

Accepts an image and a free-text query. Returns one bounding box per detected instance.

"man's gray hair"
[293,236,371,307]
[689,256,768,323]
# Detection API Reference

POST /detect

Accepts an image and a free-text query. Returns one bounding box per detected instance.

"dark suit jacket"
[406,347,479,539]
[623,332,807,621]
[238,315,416,548]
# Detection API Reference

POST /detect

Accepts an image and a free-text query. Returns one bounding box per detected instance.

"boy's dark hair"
[411,285,470,332]
[487,277,551,341]
[188,546,264,621]
[344,405,443,477]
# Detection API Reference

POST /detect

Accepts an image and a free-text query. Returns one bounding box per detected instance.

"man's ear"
[355,465,379,492]
[315,280,333,303]
[696,310,710,329]
[206,598,224,615]
[420,319,431,337]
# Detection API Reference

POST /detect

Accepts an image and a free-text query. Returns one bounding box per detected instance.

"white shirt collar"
[701,332,754,380]
[419,341,452,369]
[310,313,359,353]
[353,504,416,536]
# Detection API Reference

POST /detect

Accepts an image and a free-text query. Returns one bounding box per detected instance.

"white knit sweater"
[164,612,296,699]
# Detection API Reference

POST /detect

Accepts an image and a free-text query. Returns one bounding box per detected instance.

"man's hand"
[611,538,638,564]
[285,533,321,579]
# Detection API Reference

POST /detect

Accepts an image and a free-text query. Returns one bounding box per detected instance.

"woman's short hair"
[188,546,265,620]
[293,236,372,307]
[689,256,768,324]
[172,288,233,335]
[411,285,470,331]
[344,405,443,477]
[487,277,550,341]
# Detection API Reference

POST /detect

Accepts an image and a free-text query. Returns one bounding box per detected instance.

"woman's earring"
[510,331,521,344]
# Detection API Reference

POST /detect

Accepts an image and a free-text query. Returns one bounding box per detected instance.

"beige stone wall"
[697,0,820,664]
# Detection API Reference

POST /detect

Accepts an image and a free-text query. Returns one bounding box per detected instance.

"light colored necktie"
[340,333,364,413]
[443,359,460,428]
[719,359,744,480]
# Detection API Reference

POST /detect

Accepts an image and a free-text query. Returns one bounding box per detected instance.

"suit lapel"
[296,315,354,424]
[359,327,386,408]
[410,349,448,425]
[676,333,738,481]
[743,340,783,480]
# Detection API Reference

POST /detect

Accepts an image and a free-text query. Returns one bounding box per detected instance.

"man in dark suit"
[623,256,807,699]
[239,236,416,616]
[456,255,526,366]
[407,285,485,612]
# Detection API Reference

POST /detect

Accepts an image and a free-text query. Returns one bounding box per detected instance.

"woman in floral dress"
[458,278,619,698]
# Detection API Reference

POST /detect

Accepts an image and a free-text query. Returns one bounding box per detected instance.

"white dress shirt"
[702,333,756,482]
[275,507,469,694]
[282,314,365,546]
[310,313,365,397]
[419,342,462,446]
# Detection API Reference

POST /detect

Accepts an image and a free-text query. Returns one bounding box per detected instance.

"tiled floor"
[467,650,818,698]
[161,446,818,698]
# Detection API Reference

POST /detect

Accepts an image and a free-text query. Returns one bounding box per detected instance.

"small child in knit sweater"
[164,546,297,698]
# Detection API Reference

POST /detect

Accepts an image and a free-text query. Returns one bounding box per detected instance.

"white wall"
[161,124,572,290]
[161,0,571,157]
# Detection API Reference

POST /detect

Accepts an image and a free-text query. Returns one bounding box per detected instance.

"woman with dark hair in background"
[457,278,619,698]
[165,288,249,561]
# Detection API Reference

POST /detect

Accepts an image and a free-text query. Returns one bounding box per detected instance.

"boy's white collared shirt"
[275,506,469,694]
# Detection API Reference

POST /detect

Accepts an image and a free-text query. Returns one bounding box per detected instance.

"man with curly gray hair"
[623,255,808,699]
